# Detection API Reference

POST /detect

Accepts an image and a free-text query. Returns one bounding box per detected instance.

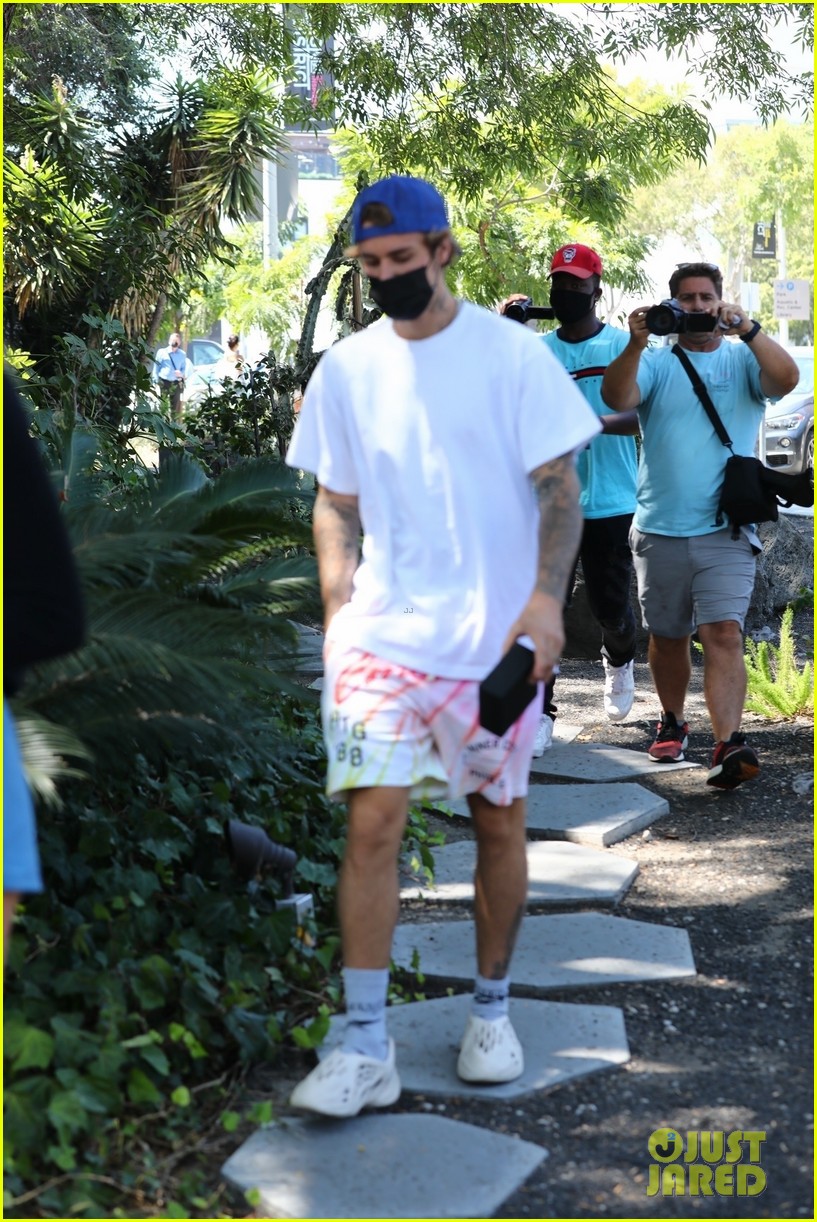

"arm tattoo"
[312,489,361,614]
[531,455,583,601]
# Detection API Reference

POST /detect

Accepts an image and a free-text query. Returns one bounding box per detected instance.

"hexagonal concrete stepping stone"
[400,840,638,907]
[440,783,669,846]
[549,720,585,744]
[392,912,696,992]
[308,675,324,690]
[221,1112,547,1218]
[530,741,698,779]
[318,993,629,1100]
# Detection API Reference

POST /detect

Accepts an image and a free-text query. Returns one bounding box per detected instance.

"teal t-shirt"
[542,325,637,519]
[634,342,766,536]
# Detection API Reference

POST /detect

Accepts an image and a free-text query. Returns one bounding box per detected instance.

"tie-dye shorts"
[321,642,541,807]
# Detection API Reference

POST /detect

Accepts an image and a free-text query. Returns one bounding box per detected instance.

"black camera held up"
[504,298,556,325]
[645,298,724,337]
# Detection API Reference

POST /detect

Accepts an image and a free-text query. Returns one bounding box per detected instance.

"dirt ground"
[249,625,813,1219]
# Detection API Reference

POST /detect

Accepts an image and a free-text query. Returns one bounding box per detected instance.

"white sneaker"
[289,1039,401,1117]
[531,714,554,757]
[457,1015,524,1083]
[603,658,635,722]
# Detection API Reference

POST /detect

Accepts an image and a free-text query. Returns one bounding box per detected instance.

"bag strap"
[671,343,734,452]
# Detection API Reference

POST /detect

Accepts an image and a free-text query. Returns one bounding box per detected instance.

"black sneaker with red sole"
[707,733,760,790]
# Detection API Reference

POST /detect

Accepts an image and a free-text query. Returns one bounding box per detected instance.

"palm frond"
[12,709,92,808]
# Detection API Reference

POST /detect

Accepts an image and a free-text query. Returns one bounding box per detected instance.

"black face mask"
[368,264,434,320]
[549,288,596,325]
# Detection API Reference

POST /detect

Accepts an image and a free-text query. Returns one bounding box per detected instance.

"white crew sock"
[472,972,510,1021]
[341,966,390,1060]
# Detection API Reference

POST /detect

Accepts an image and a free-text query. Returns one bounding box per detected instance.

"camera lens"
[644,302,680,336]
[504,299,531,324]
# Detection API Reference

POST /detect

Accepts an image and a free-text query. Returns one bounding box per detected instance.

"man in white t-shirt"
[285,175,599,1117]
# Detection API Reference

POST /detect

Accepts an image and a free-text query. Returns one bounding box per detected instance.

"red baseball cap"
[549,243,603,279]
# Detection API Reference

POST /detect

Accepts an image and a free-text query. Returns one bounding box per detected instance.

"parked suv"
[764,348,814,475]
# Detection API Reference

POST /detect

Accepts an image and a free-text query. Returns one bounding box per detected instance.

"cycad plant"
[744,606,814,719]
[12,445,320,798]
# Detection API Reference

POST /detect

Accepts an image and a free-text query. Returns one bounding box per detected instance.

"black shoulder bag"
[672,343,813,537]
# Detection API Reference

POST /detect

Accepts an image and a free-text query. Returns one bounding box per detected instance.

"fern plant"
[744,606,814,719]
[12,445,321,799]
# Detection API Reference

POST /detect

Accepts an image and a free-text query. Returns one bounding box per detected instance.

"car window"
[188,340,224,365]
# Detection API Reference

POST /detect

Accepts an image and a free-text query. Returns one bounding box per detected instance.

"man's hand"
[626,305,653,351]
[502,590,565,683]
[496,292,530,315]
[716,301,749,335]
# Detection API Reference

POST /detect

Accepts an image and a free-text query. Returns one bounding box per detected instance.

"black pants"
[159,377,183,420]
[544,513,637,715]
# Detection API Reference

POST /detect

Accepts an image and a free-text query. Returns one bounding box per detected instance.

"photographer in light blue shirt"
[153,332,192,419]
[602,260,798,788]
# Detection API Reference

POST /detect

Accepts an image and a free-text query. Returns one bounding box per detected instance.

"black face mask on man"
[367,264,435,320]
[548,288,596,326]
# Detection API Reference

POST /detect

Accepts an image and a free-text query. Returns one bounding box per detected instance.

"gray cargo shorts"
[629,525,759,638]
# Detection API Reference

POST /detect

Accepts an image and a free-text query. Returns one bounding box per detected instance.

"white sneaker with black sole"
[603,658,635,721]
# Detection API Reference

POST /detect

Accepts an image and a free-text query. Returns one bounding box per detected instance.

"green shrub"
[745,606,814,719]
[4,438,347,1216]
[3,701,350,1218]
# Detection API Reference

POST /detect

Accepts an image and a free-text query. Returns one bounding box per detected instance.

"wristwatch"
[740,320,762,343]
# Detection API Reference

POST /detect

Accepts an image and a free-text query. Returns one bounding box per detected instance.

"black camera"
[504,298,556,325]
[645,298,719,336]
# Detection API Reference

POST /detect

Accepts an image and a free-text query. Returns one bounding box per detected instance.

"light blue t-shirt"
[3,702,43,894]
[542,325,637,519]
[634,342,766,536]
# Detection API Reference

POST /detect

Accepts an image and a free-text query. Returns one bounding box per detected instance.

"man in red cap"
[285,177,600,1116]
[502,243,641,755]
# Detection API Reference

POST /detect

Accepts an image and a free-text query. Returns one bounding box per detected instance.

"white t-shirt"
[286,301,600,678]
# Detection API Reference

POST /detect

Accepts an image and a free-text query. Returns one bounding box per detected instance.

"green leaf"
[290,1011,330,1050]
[120,1031,162,1049]
[139,1043,170,1076]
[221,1109,240,1132]
[168,1023,208,1059]
[126,1068,162,1105]
[247,1100,273,1127]
[4,1087,45,1148]
[47,1143,78,1172]
[47,1089,90,1138]
[10,1026,55,1071]
[170,1085,191,1107]
[164,1202,189,1218]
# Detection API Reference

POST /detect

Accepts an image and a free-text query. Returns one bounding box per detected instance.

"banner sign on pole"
[752,221,777,259]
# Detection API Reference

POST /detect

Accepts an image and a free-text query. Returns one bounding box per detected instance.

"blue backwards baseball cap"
[351,175,449,246]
